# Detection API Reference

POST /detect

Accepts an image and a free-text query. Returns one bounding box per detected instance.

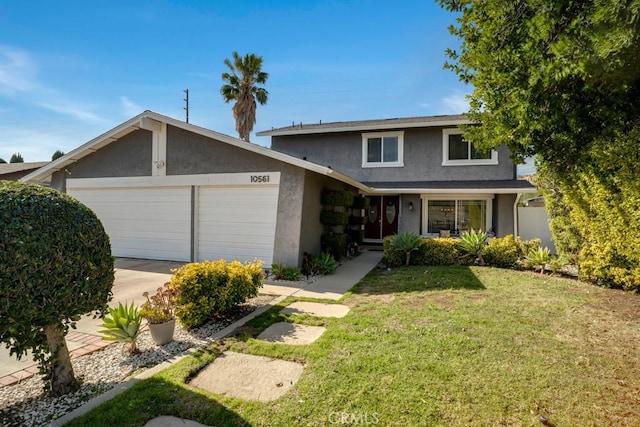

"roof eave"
[257,118,474,137]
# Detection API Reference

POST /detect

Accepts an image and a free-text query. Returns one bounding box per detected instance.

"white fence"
[518,206,556,253]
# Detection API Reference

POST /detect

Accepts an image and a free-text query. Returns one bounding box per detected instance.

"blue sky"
[1,1,482,166]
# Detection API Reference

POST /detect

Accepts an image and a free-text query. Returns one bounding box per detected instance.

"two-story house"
[259,114,534,242]
[22,111,533,268]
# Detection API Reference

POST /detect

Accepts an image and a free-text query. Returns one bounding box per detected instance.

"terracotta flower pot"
[148,318,176,345]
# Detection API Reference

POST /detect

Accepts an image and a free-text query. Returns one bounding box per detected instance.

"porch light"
[408,201,414,211]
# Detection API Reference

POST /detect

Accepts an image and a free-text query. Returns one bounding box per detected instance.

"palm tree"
[220,52,268,142]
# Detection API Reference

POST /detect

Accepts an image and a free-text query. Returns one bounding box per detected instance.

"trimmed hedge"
[383,234,542,268]
[322,233,347,260]
[169,259,264,329]
[320,210,350,227]
[383,236,472,267]
[321,189,354,207]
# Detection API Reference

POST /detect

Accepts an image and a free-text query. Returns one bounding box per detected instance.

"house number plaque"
[250,175,270,183]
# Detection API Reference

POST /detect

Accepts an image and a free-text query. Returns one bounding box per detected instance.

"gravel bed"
[0,294,276,427]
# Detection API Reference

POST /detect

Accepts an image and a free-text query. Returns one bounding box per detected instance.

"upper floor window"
[442,129,498,166]
[362,131,404,168]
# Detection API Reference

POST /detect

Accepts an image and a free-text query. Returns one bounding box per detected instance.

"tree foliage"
[0,182,114,395]
[9,152,24,163]
[438,0,640,169]
[52,150,65,161]
[220,51,269,142]
[439,0,640,290]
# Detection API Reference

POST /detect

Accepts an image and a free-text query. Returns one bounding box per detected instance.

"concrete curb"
[50,295,288,426]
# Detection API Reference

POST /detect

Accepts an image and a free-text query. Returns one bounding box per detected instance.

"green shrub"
[0,181,114,396]
[321,189,354,207]
[420,238,472,266]
[320,210,349,226]
[483,234,540,268]
[392,232,424,266]
[459,229,488,265]
[384,236,469,267]
[271,262,303,281]
[322,233,347,260]
[169,259,264,329]
[314,252,337,275]
[99,302,142,354]
[524,247,552,274]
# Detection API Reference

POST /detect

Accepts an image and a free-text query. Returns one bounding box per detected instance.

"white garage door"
[68,186,192,261]
[67,173,280,265]
[197,186,278,265]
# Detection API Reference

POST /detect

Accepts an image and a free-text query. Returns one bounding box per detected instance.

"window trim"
[442,128,498,166]
[420,194,494,235]
[362,131,404,168]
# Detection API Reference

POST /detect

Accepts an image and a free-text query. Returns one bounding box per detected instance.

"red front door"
[364,196,399,240]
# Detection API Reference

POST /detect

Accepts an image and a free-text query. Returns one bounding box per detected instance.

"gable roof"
[0,161,49,177]
[256,114,472,137]
[20,111,369,192]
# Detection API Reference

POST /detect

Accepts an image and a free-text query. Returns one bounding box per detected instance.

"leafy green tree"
[0,158,6,164]
[0,182,114,395]
[52,150,65,161]
[438,0,640,170]
[439,0,640,290]
[9,152,24,163]
[220,51,269,142]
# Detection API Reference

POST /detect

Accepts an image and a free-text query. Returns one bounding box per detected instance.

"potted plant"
[140,282,177,345]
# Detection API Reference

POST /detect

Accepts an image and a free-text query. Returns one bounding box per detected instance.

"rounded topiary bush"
[0,182,114,395]
[169,259,264,329]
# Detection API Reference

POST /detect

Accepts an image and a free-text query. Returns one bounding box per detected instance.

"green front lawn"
[66,266,640,426]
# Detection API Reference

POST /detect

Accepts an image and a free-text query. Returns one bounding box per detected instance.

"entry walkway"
[0,251,382,387]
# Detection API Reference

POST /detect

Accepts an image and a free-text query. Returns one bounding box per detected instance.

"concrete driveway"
[0,258,185,384]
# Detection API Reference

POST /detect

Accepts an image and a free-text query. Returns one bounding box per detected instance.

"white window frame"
[362,131,404,168]
[420,194,494,235]
[442,128,498,166]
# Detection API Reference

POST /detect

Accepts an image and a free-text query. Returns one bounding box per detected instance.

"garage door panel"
[198,186,278,265]
[68,186,191,261]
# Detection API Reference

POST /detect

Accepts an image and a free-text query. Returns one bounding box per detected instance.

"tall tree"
[52,150,65,161]
[0,158,6,164]
[438,0,640,290]
[220,52,269,142]
[438,0,640,170]
[9,153,24,163]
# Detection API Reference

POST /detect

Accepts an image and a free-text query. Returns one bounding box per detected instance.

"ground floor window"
[424,198,491,235]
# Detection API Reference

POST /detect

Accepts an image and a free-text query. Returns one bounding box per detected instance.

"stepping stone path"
[189,352,304,402]
[257,322,326,345]
[280,301,350,318]
[189,302,350,402]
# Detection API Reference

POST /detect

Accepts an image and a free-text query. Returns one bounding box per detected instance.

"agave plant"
[525,246,551,274]
[99,301,143,354]
[458,229,488,265]
[314,252,337,275]
[392,231,424,266]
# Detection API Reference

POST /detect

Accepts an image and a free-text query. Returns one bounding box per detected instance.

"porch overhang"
[361,180,535,195]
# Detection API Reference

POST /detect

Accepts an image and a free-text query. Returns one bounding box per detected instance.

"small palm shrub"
[271,262,303,281]
[169,259,264,329]
[525,247,551,274]
[314,252,337,275]
[99,302,143,354]
[392,232,425,266]
[459,229,488,265]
